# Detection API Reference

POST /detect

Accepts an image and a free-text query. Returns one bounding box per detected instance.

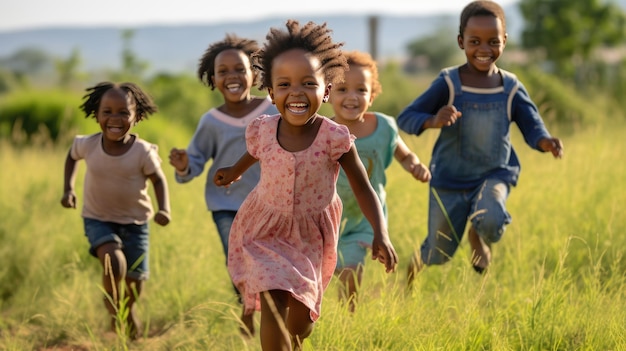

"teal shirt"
[336,112,398,239]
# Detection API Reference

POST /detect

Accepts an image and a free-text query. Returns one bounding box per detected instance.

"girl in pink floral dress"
[214,20,398,351]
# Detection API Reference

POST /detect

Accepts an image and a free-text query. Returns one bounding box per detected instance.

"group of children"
[60,1,564,350]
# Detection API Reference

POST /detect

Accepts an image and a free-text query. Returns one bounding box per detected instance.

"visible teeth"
[477,57,491,62]
[227,84,240,92]
[290,103,306,108]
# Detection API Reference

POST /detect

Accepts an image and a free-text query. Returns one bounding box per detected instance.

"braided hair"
[80,82,158,123]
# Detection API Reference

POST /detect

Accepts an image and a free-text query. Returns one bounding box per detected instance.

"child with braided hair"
[214,20,398,350]
[169,34,277,336]
[61,82,171,339]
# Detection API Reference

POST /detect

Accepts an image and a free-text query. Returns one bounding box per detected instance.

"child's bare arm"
[214,152,258,187]
[148,168,171,226]
[538,137,564,158]
[394,136,431,183]
[339,146,398,273]
[61,150,78,209]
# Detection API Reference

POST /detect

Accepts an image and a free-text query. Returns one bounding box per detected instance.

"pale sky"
[1,0,518,32]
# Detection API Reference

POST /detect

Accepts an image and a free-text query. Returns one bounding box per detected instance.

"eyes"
[275,80,319,88]
[467,39,503,46]
[334,85,370,94]
[101,108,131,117]
[216,67,249,75]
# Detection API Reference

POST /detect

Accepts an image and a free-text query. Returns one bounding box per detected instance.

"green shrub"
[0,89,88,145]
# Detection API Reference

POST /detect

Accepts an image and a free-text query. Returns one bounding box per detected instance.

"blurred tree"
[519,0,626,83]
[0,47,53,86]
[55,48,82,89]
[117,29,149,80]
[404,25,463,73]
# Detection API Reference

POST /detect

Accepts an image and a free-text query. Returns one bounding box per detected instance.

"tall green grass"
[1,118,625,350]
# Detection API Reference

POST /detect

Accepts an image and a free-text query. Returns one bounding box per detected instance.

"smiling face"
[458,15,507,73]
[96,88,137,143]
[267,48,329,127]
[329,63,374,125]
[212,48,255,103]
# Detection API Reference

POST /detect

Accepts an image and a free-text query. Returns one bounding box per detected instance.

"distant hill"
[0,8,524,75]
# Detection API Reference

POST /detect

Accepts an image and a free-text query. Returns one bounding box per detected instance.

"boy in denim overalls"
[397,0,564,284]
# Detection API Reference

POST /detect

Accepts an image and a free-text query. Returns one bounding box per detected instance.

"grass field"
[0,119,625,350]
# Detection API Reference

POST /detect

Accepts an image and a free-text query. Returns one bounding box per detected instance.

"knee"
[288,319,314,341]
[97,243,126,277]
[420,245,454,266]
[473,214,508,244]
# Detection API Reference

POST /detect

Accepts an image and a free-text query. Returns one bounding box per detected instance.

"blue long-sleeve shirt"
[397,66,551,189]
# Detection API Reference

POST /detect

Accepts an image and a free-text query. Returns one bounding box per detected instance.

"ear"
[457,35,464,49]
[323,83,332,103]
[268,88,275,104]
[503,32,508,47]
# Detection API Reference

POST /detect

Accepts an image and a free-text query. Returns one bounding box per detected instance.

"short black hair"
[197,34,259,90]
[253,20,348,90]
[459,0,507,37]
[80,82,158,123]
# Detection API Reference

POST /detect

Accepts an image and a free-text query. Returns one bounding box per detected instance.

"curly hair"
[197,33,260,90]
[459,0,507,37]
[343,50,383,100]
[80,82,158,123]
[253,20,348,90]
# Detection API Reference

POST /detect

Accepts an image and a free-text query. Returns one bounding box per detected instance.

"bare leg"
[240,306,255,337]
[97,242,126,332]
[336,266,362,313]
[286,297,313,350]
[468,226,491,273]
[260,290,290,351]
[124,278,143,339]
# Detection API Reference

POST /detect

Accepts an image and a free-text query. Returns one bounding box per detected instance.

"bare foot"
[468,227,491,274]
[406,251,424,290]
[239,309,254,337]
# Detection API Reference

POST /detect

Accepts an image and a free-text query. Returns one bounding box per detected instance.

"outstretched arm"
[60,150,78,209]
[339,145,398,273]
[214,151,258,187]
[148,168,171,226]
[394,136,431,183]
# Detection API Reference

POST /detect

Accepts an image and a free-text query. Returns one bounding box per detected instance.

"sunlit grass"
[1,119,625,350]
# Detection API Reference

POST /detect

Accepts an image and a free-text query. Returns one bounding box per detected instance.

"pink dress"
[228,114,354,321]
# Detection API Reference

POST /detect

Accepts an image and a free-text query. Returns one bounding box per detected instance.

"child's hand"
[214,167,241,187]
[60,191,76,209]
[538,137,564,158]
[169,148,189,172]
[432,105,462,128]
[371,235,398,273]
[409,163,432,183]
[154,210,170,226]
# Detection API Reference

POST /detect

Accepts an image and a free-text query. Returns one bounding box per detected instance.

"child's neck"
[277,116,322,152]
[101,134,135,156]
[459,64,502,89]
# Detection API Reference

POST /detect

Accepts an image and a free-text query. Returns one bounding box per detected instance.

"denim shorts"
[84,217,150,280]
